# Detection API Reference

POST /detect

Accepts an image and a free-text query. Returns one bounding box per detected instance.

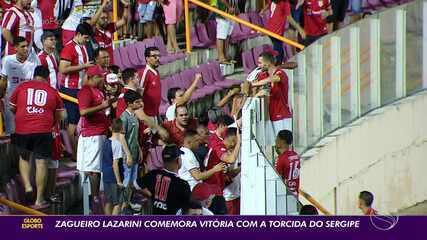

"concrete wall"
[300,91,427,215]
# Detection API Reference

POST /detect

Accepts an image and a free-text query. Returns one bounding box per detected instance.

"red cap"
[87,65,106,78]
[192,183,222,201]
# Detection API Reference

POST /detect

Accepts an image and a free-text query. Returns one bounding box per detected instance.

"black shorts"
[330,0,349,23]
[12,133,53,159]
[104,183,124,206]
[60,87,80,125]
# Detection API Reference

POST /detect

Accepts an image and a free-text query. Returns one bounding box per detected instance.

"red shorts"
[225,198,240,215]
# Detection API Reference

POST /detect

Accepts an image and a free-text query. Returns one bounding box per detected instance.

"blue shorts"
[123,163,138,187]
[351,0,363,14]
[60,87,80,125]
[138,2,156,23]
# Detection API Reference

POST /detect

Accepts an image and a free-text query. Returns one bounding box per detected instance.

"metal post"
[423,2,427,88]
[369,18,381,108]
[285,69,295,132]
[113,0,118,41]
[296,53,307,151]
[185,0,192,53]
[330,36,342,129]
[312,43,324,140]
[396,9,407,98]
[350,27,361,118]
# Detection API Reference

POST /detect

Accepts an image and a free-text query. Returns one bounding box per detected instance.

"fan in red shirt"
[94,2,129,64]
[262,0,305,64]
[37,31,59,89]
[252,51,292,135]
[358,191,378,215]
[138,47,161,118]
[59,22,94,160]
[9,66,65,207]
[77,66,117,199]
[302,0,332,46]
[1,0,34,56]
[161,105,198,147]
[0,0,14,11]
[205,116,241,191]
[274,129,300,196]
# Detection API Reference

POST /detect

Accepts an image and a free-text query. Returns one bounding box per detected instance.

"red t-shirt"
[0,0,14,10]
[139,66,161,117]
[162,119,198,147]
[205,133,227,190]
[52,124,63,161]
[1,6,34,56]
[303,0,330,36]
[116,87,131,117]
[78,85,110,137]
[9,80,64,134]
[266,0,291,36]
[60,40,90,89]
[365,208,378,216]
[207,121,217,134]
[275,149,300,195]
[269,69,292,121]
[94,23,116,65]
[37,0,58,30]
[38,50,59,89]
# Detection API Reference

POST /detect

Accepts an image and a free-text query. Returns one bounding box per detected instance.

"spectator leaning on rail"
[302,0,332,46]
[251,51,292,135]
[9,66,65,207]
[59,22,94,161]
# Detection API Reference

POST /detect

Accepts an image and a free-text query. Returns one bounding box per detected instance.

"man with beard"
[93,0,129,65]
[161,105,198,147]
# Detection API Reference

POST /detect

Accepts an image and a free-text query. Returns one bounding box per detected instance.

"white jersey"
[1,54,39,99]
[223,153,241,201]
[166,103,176,121]
[178,147,202,190]
[62,0,87,31]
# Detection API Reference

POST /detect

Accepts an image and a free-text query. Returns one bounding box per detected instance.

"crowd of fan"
[0,0,377,215]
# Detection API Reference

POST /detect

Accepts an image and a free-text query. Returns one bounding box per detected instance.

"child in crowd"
[120,90,144,210]
[102,119,126,215]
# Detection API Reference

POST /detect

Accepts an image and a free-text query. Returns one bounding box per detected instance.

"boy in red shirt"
[302,0,332,46]
[77,66,117,200]
[274,130,300,196]
[9,66,65,206]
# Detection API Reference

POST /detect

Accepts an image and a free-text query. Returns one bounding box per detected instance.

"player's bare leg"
[67,124,77,160]
[19,155,33,195]
[35,159,48,206]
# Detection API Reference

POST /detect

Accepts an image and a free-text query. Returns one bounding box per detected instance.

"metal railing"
[0,197,47,215]
[183,0,305,54]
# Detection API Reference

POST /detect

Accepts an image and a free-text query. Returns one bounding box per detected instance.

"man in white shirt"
[0,37,39,134]
[165,73,201,121]
[178,130,225,190]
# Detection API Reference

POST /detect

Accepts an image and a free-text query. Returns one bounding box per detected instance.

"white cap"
[106,73,119,84]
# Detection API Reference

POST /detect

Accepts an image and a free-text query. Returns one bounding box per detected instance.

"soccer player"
[138,46,161,121]
[1,0,34,56]
[165,73,201,121]
[178,130,225,190]
[251,51,292,135]
[134,144,191,215]
[9,66,65,206]
[358,191,378,215]
[1,37,39,135]
[205,117,241,190]
[77,66,117,202]
[59,22,94,160]
[37,31,59,89]
[274,130,301,196]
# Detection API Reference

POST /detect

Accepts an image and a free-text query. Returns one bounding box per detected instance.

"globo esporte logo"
[370,215,399,231]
